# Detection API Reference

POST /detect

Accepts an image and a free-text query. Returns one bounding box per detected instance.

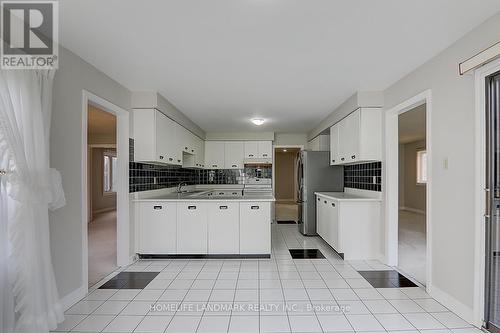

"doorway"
[398,104,427,285]
[484,70,500,332]
[87,105,117,287]
[274,147,301,223]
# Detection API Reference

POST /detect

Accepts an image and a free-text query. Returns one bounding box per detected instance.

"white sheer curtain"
[0,70,65,333]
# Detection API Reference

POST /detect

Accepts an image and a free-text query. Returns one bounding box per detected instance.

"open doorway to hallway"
[398,104,427,285]
[87,104,118,287]
[274,147,301,223]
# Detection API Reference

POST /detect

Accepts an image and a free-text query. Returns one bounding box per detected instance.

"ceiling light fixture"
[251,118,265,126]
[283,149,287,152]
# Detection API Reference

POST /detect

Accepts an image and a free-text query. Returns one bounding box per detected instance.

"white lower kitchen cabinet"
[138,202,177,254]
[316,193,380,260]
[239,202,271,254]
[177,202,208,254]
[207,202,239,254]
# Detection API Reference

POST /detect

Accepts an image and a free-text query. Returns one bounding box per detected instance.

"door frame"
[473,58,500,328]
[81,90,130,293]
[384,89,432,290]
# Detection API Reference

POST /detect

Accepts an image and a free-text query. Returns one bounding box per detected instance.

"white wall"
[383,12,500,320]
[274,133,307,146]
[50,46,132,300]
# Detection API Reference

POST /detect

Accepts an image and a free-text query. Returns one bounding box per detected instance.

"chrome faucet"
[177,182,188,193]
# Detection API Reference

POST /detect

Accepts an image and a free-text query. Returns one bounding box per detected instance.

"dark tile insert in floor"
[289,249,325,259]
[99,271,160,289]
[277,220,297,224]
[358,270,417,288]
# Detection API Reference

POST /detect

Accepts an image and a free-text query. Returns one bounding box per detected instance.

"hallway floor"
[56,224,475,333]
[88,210,118,287]
[275,202,299,222]
[398,210,426,286]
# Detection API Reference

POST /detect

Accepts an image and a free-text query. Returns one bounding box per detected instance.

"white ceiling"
[60,0,500,133]
[399,104,426,144]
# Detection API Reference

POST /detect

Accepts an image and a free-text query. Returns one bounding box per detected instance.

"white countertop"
[315,191,382,202]
[133,190,275,202]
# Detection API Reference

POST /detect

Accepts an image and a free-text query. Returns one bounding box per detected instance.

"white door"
[138,202,177,254]
[177,202,207,254]
[224,141,244,169]
[342,110,360,163]
[258,141,272,158]
[244,141,259,158]
[330,124,339,165]
[205,141,225,169]
[240,202,271,254]
[208,202,239,254]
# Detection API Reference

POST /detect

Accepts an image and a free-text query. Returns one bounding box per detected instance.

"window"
[103,151,117,193]
[416,150,427,184]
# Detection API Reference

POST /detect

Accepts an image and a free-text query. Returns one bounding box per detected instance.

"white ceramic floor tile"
[414,298,448,312]
[65,300,104,315]
[431,312,472,329]
[317,314,354,332]
[209,289,235,302]
[289,315,322,332]
[85,289,118,301]
[403,313,446,329]
[331,288,360,301]
[164,315,201,333]
[134,289,164,301]
[260,315,291,333]
[93,300,129,315]
[325,279,351,289]
[284,288,310,301]
[337,300,370,314]
[228,315,259,333]
[134,315,173,333]
[168,279,194,289]
[197,315,231,333]
[237,279,259,289]
[306,288,334,301]
[103,315,143,332]
[363,299,398,314]
[400,287,430,299]
[345,279,373,289]
[145,279,172,289]
[388,299,425,313]
[72,315,115,332]
[345,314,385,331]
[120,301,152,315]
[53,314,86,332]
[159,289,188,301]
[375,313,415,331]
[184,289,212,302]
[260,279,283,289]
[376,288,410,300]
[109,289,141,301]
[214,279,237,289]
[234,289,259,302]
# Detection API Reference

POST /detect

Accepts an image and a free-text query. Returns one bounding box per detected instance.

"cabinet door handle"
[185,146,188,150]
[324,201,327,204]
[332,159,335,162]
[212,165,217,167]
[159,155,164,159]
[188,205,197,210]
[232,192,238,195]
[341,157,345,161]
[318,198,320,201]
[248,154,254,157]
[219,205,228,210]
[219,192,224,195]
[263,154,268,157]
[251,206,260,210]
[169,157,173,161]
[331,203,335,207]
[191,149,194,152]
[351,155,356,159]
[153,205,162,210]
[232,164,237,168]
[177,159,181,162]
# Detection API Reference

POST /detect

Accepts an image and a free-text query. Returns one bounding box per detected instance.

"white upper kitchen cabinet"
[177,202,208,254]
[258,141,272,158]
[194,136,205,168]
[133,109,180,165]
[244,141,272,159]
[138,202,177,254]
[239,202,271,254]
[205,141,225,169]
[330,108,382,165]
[224,141,244,169]
[207,202,239,254]
[329,125,339,165]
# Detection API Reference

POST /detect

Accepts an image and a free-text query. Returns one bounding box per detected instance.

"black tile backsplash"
[344,162,382,192]
[129,163,272,193]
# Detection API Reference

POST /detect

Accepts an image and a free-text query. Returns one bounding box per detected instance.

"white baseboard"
[429,284,479,327]
[60,285,87,311]
[400,206,426,215]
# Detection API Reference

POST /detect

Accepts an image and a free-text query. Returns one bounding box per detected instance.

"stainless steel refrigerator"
[297,150,344,235]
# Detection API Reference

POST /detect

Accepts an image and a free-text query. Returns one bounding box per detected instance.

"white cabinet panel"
[177,202,208,254]
[257,141,272,158]
[244,141,259,158]
[329,125,339,165]
[138,202,177,254]
[224,141,244,169]
[239,202,271,254]
[329,108,381,165]
[208,202,239,254]
[205,141,225,169]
